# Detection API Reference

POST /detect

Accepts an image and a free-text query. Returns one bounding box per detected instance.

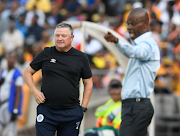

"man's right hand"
[32,89,46,104]
[104,32,119,43]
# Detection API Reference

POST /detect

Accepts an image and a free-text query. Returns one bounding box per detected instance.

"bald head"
[126,8,150,40]
[128,8,149,22]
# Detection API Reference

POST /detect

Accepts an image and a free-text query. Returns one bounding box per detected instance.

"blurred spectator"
[168,27,180,42]
[26,0,51,13]
[1,20,24,53]
[0,51,23,136]
[153,0,167,12]
[102,0,122,16]
[23,46,34,62]
[32,41,44,57]
[155,57,174,93]
[9,1,25,20]
[104,52,117,69]
[82,0,101,21]
[155,55,180,95]
[41,30,54,49]
[85,35,103,56]
[0,1,25,21]
[26,14,44,43]
[160,42,173,60]
[95,79,122,129]
[171,14,180,27]
[171,59,180,94]
[144,0,157,22]
[168,29,180,62]
[150,0,162,21]
[92,51,108,69]
[15,13,29,38]
[172,34,180,95]
[25,5,45,27]
[0,2,10,20]
[0,16,9,39]
[172,36,180,55]
[174,0,180,13]
[15,50,30,73]
[97,14,109,28]
[85,79,122,136]
[63,0,82,20]
[151,20,162,47]
[45,2,64,30]
[159,1,174,32]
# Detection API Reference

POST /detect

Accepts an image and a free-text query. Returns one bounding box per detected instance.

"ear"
[71,35,74,42]
[145,20,149,27]
[143,21,148,31]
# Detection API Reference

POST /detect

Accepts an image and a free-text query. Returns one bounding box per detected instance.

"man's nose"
[58,36,63,40]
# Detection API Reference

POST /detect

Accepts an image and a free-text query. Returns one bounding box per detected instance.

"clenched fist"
[104,32,119,43]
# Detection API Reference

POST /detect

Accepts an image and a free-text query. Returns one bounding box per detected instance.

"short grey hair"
[55,23,73,36]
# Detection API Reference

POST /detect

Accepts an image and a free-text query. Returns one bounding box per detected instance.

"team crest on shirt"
[50,58,56,63]
[37,114,44,122]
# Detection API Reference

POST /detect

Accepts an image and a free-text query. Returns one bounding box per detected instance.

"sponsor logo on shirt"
[50,59,56,63]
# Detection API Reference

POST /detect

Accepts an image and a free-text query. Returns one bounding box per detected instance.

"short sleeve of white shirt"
[15,76,24,86]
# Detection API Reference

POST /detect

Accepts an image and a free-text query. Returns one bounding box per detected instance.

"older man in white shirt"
[1,21,24,53]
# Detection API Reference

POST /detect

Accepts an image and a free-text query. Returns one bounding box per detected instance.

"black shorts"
[36,104,84,136]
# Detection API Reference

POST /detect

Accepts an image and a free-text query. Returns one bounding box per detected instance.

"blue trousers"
[36,104,84,136]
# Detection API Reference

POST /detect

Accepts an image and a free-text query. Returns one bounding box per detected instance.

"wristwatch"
[82,107,87,112]
[13,109,18,114]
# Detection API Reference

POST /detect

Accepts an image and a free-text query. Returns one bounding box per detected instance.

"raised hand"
[104,32,118,43]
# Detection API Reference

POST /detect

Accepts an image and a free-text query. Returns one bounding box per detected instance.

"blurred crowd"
[0,0,180,129]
